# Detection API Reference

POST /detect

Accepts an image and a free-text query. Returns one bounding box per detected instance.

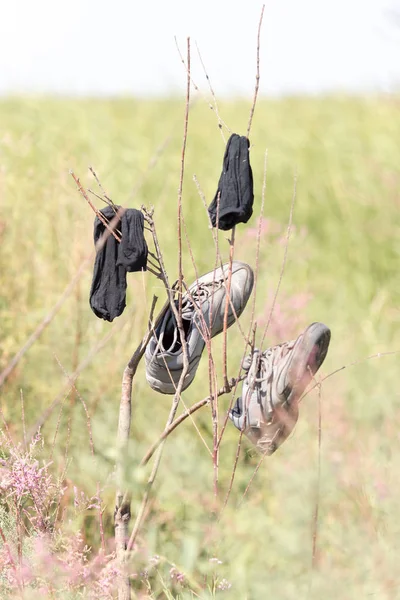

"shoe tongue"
[159,304,191,353]
[161,311,179,352]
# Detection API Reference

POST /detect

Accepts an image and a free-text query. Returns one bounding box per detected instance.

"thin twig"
[68,270,83,434]
[247,4,265,137]
[221,227,236,390]
[260,174,297,348]
[29,304,135,437]
[141,378,242,466]
[0,525,21,593]
[238,450,268,506]
[221,429,245,513]
[217,153,268,451]
[238,351,400,504]
[221,347,261,511]
[311,376,322,572]
[54,354,95,457]
[216,331,254,450]
[87,188,121,226]
[187,184,225,497]
[0,257,91,389]
[248,149,268,328]
[0,208,123,390]
[193,174,214,229]
[89,166,117,207]
[130,133,174,201]
[126,48,193,549]
[114,296,158,600]
[50,387,70,462]
[20,389,27,450]
[208,352,219,498]
[301,350,400,402]
[195,41,229,140]
[0,403,15,447]
[192,174,252,456]
[213,224,237,496]
[97,482,106,553]
[70,171,122,242]
[177,37,191,318]
[179,216,217,457]
[174,37,230,136]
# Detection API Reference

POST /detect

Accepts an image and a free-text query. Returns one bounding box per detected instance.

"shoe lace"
[258,339,296,383]
[155,278,226,353]
[181,277,225,323]
[239,341,296,454]
[243,338,296,421]
[244,339,295,383]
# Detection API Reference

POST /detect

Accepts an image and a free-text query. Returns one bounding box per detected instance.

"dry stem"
[247,4,265,137]
[311,376,322,572]
[114,296,158,600]
[70,171,122,241]
[174,37,230,137]
[122,42,193,555]
[260,175,297,348]
[0,206,123,390]
[140,377,242,466]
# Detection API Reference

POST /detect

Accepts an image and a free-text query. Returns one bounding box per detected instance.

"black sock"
[89,206,127,322]
[208,134,254,230]
[117,209,148,272]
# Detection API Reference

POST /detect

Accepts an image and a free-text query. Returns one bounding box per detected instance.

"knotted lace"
[239,337,299,454]
[243,337,297,409]
[182,276,226,337]
[156,277,226,352]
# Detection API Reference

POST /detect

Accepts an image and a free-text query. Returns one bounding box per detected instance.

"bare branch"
[300,349,400,402]
[29,303,137,437]
[195,41,230,140]
[114,296,158,600]
[247,4,265,137]
[248,149,268,328]
[260,174,296,348]
[125,43,193,550]
[89,166,117,207]
[238,450,268,506]
[0,256,92,389]
[0,205,123,391]
[175,37,230,137]
[311,374,322,575]
[140,377,242,466]
[70,171,122,242]
[20,389,27,450]
[192,174,214,229]
[222,430,246,512]
[130,133,173,201]
[178,37,191,318]
[54,354,95,457]
[222,227,236,390]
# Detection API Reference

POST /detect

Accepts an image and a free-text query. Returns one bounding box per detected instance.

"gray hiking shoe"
[229,322,331,454]
[145,261,254,394]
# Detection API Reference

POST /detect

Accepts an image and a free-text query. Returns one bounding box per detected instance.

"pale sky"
[0,0,399,96]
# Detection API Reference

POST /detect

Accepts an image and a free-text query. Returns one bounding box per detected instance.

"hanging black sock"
[117,209,148,272]
[89,206,148,322]
[208,134,254,230]
[89,206,127,322]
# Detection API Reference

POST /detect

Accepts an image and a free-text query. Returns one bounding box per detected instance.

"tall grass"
[0,95,399,598]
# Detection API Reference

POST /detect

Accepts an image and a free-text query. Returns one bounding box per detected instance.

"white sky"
[0,0,399,96]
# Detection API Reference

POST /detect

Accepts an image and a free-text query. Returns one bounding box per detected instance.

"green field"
[0,95,399,598]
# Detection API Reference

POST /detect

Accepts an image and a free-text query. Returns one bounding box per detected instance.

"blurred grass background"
[0,95,399,598]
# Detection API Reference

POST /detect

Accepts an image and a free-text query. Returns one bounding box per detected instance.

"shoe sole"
[145,338,205,394]
[286,322,331,403]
